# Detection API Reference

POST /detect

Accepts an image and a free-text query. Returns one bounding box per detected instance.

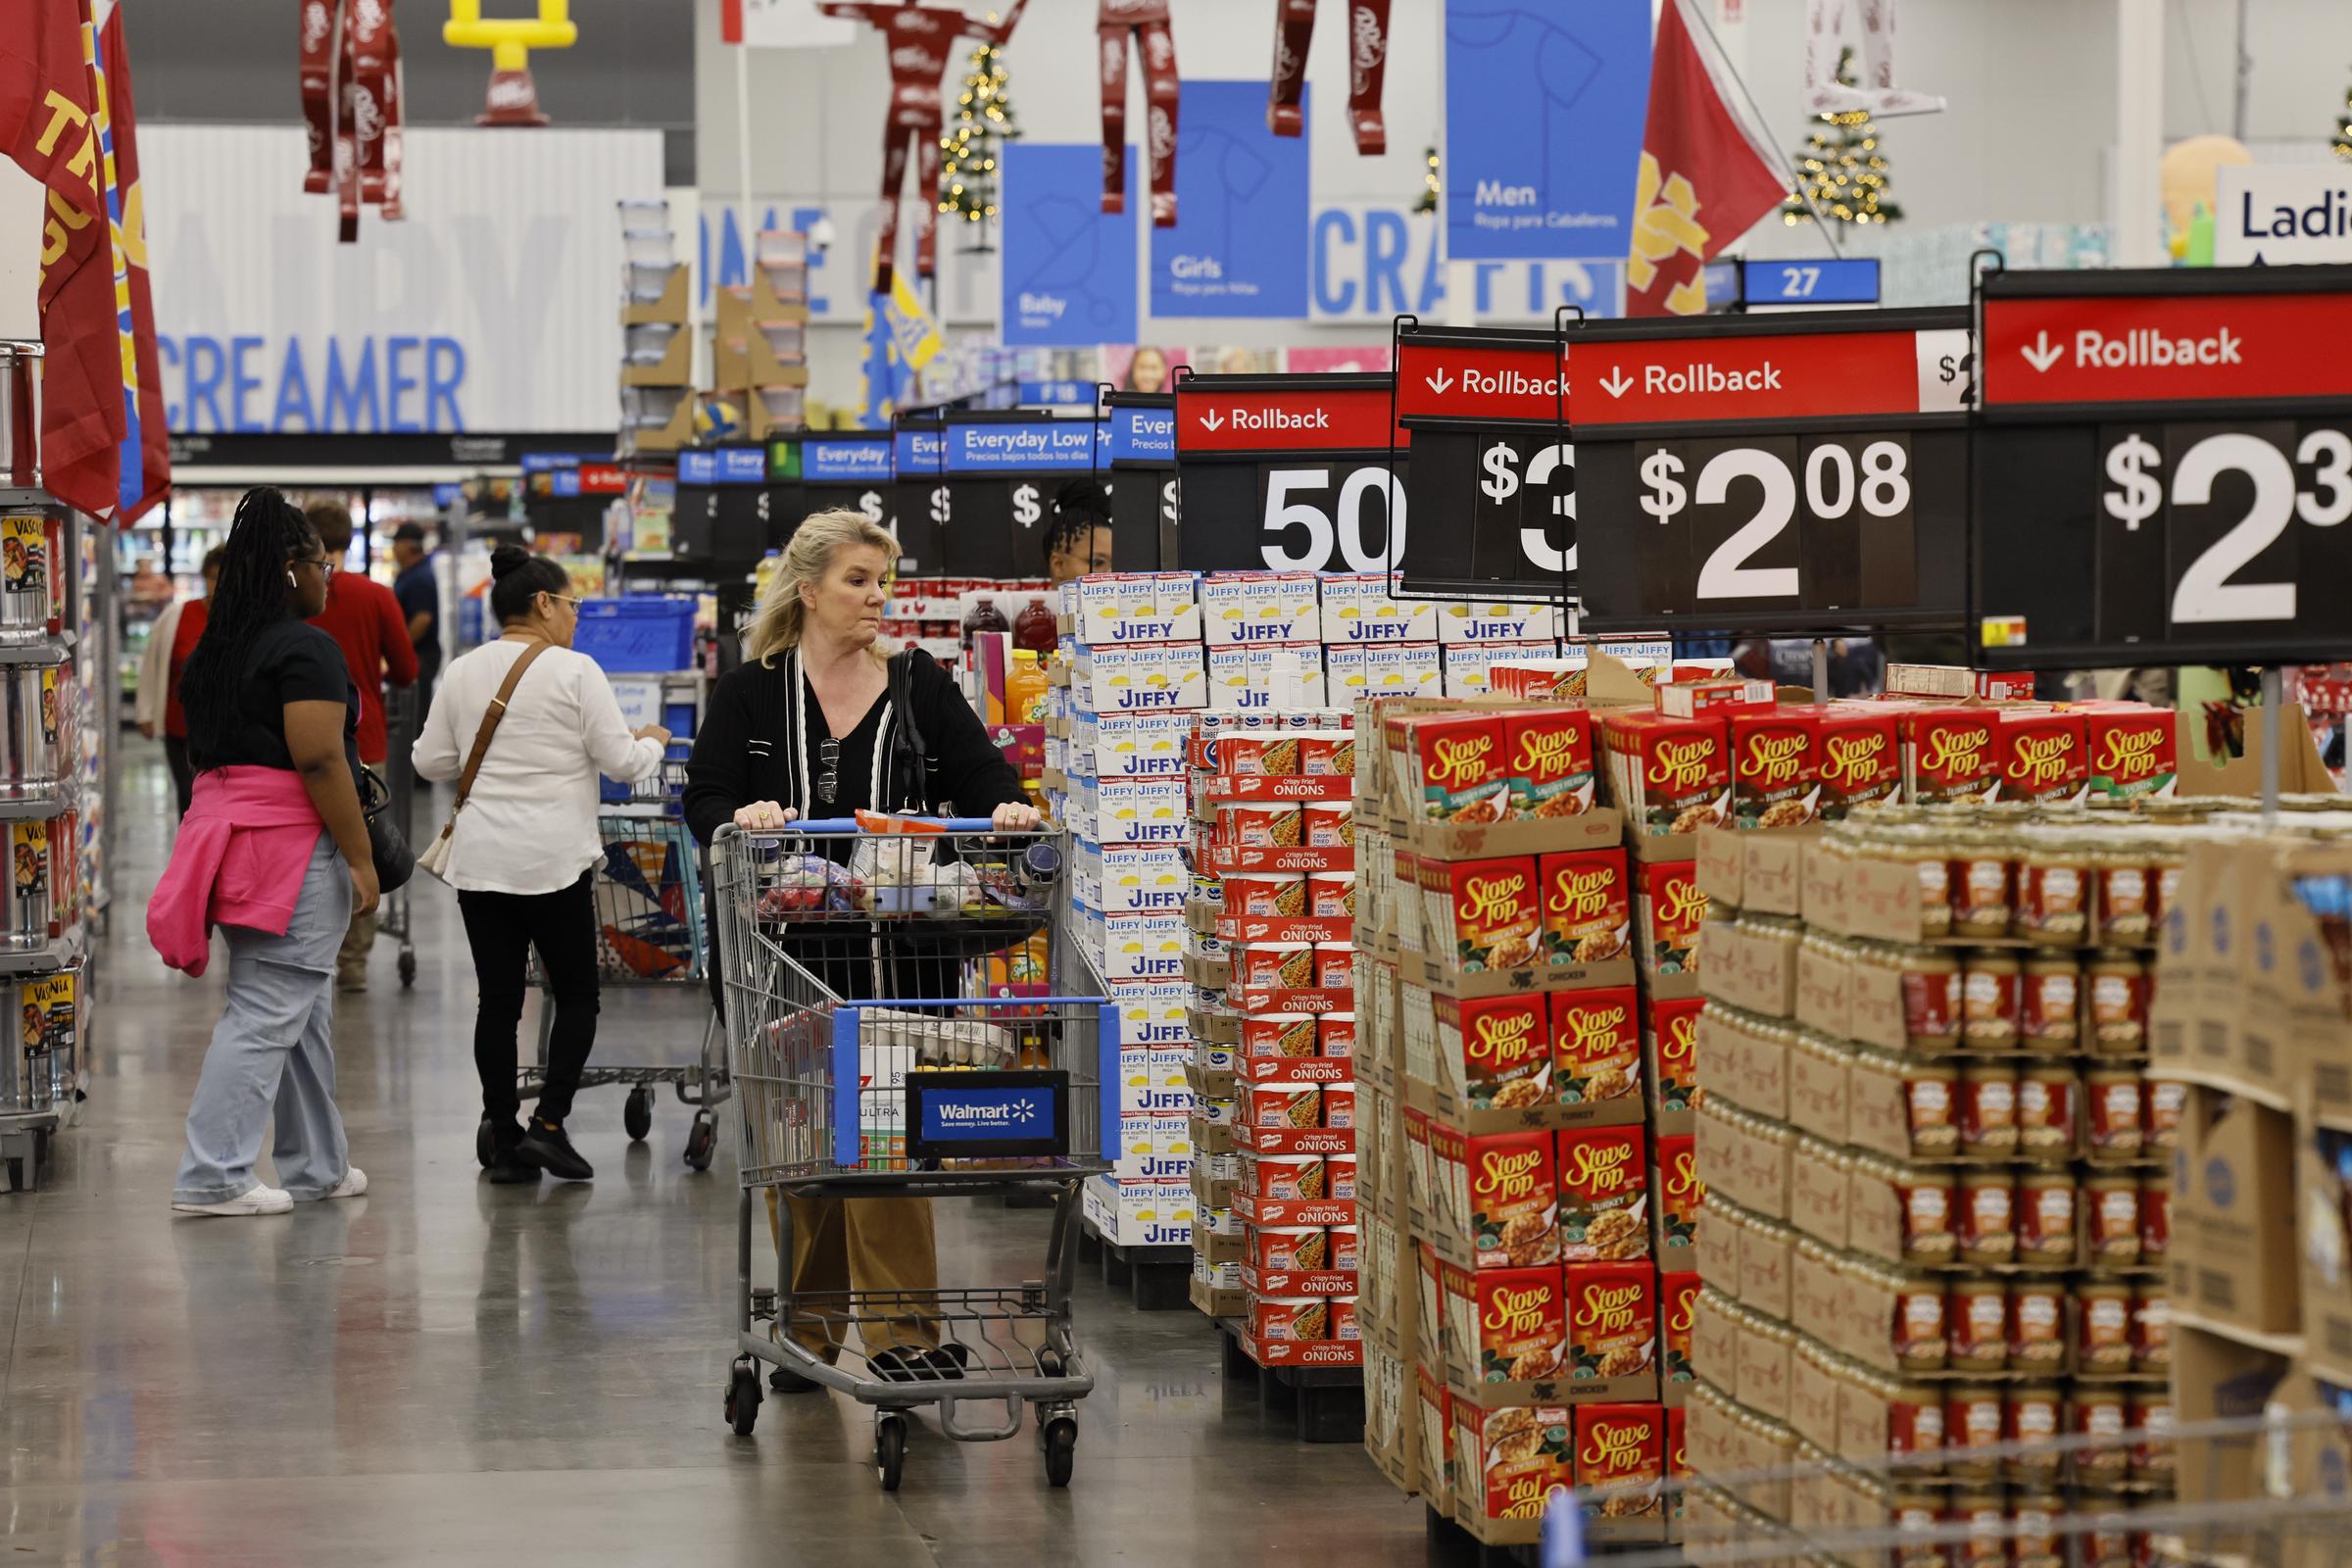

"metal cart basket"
[709,818,1112,1492]
[470,747,728,1168]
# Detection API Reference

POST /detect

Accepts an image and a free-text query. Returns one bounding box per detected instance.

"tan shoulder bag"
[416,640,553,883]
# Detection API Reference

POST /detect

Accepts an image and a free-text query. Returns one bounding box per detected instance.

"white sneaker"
[324,1166,368,1200]
[172,1185,295,1217]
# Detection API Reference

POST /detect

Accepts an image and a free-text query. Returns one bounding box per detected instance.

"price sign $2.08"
[1624,434,1917,612]
[2096,421,2352,638]
[1253,465,1407,573]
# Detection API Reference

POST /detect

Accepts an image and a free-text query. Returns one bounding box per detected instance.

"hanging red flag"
[93,0,171,523]
[1626,0,1789,318]
[0,0,126,516]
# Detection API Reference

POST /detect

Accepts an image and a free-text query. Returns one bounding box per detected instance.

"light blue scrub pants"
[172,833,355,1205]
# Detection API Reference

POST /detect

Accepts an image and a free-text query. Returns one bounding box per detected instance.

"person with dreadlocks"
[1043,477,1113,585]
[149,488,375,1217]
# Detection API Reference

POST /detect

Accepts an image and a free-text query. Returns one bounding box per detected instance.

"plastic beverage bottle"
[1012,595,1056,655]
[961,594,1009,649]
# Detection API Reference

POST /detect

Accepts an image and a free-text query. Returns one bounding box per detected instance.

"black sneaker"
[486,1148,542,1185]
[516,1119,594,1182]
[869,1348,933,1383]
[768,1363,824,1394]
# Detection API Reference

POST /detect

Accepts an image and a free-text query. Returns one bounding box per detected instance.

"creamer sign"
[156,334,467,433]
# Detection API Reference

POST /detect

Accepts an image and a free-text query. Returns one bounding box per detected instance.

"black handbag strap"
[888,650,942,797]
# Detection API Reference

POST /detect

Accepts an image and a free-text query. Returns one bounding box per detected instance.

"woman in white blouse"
[414,547,668,1185]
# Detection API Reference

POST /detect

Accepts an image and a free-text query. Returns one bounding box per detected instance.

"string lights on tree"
[2332,67,2352,161]
[1783,46,1903,225]
[938,36,1019,249]
[1416,144,1440,215]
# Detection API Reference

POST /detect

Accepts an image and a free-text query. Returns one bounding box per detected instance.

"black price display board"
[673,446,770,561]
[1105,393,1176,569]
[938,411,1106,578]
[1973,264,2352,668]
[892,416,949,574]
[1393,324,1575,597]
[796,434,898,545]
[1172,372,1409,574]
[1571,307,1973,635]
[760,436,804,554]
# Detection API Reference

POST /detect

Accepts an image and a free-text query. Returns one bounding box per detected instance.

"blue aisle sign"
[947,419,1104,472]
[1003,145,1139,346]
[1018,379,1098,407]
[802,438,894,483]
[677,450,717,484]
[1742,258,1881,306]
[895,426,946,473]
[1151,81,1311,318]
[1444,0,1652,262]
[1109,404,1175,463]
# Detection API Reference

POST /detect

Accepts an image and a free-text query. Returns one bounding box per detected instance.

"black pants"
[163,735,194,817]
[459,870,598,1128]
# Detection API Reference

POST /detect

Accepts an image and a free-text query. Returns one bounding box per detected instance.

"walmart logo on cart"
[922,1088,1057,1141]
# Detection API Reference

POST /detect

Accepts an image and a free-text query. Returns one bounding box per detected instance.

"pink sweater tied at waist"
[148,766,329,977]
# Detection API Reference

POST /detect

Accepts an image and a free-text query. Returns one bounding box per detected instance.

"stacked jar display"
[1682,807,2187,1564]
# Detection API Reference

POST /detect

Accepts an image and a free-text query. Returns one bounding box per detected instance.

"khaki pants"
[338,908,375,985]
[767,1189,940,1359]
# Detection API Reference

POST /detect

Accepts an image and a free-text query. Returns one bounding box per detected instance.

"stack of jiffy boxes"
[1182,705,1363,1372]
[1350,656,1715,1550]
[1668,670,2201,1565]
[1051,572,1203,1252]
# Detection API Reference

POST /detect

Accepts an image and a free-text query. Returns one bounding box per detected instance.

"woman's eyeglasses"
[295,554,336,581]
[815,738,840,807]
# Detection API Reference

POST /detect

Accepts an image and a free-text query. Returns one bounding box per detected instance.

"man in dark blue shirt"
[390,522,441,706]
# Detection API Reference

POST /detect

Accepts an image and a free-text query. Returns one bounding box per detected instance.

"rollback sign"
[1106,393,1178,570]
[1173,372,1410,574]
[1392,321,1576,596]
[939,413,1109,578]
[1570,307,1973,635]
[1973,264,2352,667]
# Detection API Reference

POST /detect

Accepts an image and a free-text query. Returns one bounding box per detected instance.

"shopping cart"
[375,684,419,989]
[709,818,1112,1492]
[471,746,729,1170]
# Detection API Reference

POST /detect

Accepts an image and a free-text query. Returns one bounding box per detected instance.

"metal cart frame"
[375,683,419,988]
[708,820,1113,1492]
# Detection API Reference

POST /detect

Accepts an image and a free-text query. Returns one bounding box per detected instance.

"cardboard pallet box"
[2167,1085,2299,1340]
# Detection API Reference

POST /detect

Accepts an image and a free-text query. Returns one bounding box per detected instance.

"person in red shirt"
[134,547,226,817]
[303,500,419,992]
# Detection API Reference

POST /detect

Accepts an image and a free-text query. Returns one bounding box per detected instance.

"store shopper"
[152,488,374,1217]
[683,508,1040,1384]
[303,500,419,992]
[134,546,225,817]
[391,522,442,706]
[1042,479,1113,585]
[414,546,669,1185]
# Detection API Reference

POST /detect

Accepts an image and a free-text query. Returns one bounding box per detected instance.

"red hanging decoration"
[299,0,404,242]
[1267,0,1389,155]
[1098,0,1179,225]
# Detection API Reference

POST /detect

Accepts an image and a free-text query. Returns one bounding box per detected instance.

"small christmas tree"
[1783,47,1903,225]
[2333,69,2352,161]
[938,38,1018,249]
[1416,144,1440,215]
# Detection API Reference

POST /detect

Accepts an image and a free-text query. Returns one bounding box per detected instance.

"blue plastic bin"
[574,596,698,673]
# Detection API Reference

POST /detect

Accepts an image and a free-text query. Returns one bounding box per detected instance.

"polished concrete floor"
[0,744,1433,1567]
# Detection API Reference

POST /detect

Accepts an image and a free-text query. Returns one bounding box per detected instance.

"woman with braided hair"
[1042,478,1113,586]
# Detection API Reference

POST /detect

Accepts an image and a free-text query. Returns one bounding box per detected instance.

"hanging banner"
[1173,372,1408,573]
[1002,144,1138,347]
[1572,306,1972,634]
[1443,0,1652,263]
[1150,80,1311,320]
[1973,264,2352,668]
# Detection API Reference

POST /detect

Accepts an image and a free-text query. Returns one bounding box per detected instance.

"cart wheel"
[1042,1417,1076,1487]
[874,1414,907,1492]
[474,1116,495,1170]
[397,950,416,989]
[683,1112,716,1172]
[724,1360,762,1436]
[623,1085,654,1143]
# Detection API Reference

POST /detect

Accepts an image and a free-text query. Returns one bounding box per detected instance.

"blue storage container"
[574,596,698,673]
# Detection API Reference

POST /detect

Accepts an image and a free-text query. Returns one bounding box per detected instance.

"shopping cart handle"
[780,816,1004,835]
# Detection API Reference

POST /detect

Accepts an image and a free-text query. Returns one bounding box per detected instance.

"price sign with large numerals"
[938,412,1107,577]
[1106,393,1177,569]
[1974,265,2352,666]
[1393,325,1576,595]
[1571,307,1972,634]
[892,418,949,573]
[1173,372,1410,574]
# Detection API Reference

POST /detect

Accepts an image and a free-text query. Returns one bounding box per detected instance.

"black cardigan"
[683,647,1027,846]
